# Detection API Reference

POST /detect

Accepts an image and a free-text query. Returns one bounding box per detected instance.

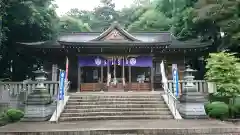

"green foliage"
[193,0,240,49]
[119,6,149,29]
[0,0,59,80]
[64,0,176,32]
[204,102,211,114]
[172,7,197,39]
[1,0,239,79]
[155,0,187,18]
[127,9,172,31]
[229,96,240,118]
[0,108,24,126]
[205,101,229,120]
[2,0,59,41]
[205,51,240,97]
[208,94,240,118]
[59,16,91,32]
[65,0,119,31]
[0,113,9,126]
[208,93,232,104]
[5,109,24,122]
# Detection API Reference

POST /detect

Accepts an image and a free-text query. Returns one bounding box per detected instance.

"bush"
[205,101,229,120]
[5,109,24,122]
[208,93,231,104]
[229,97,240,118]
[0,112,9,126]
[204,102,211,114]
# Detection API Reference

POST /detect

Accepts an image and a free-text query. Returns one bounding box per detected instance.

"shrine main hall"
[19,22,211,92]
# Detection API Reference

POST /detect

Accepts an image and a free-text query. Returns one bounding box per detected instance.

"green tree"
[65,0,120,32]
[205,51,240,97]
[127,9,172,31]
[66,8,93,25]
[59,16,91,32]
[1,0,59,80]
[91,0,119,31]
[126,0,173,31]
[191,0,239,49]
[119,6,149,29]
[170,0,240,51]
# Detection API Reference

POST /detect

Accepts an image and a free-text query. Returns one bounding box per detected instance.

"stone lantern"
[23,66,54,121]
[183,65,197,90]
[178,65,207,119]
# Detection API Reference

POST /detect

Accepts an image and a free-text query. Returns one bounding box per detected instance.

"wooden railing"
[80,83,102,92]
[0,81,59,97]
[127,83,151,91]
[167,80,208,93]
[80,82,152,92]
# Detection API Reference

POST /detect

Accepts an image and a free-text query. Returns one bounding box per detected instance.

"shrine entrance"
[79,55,153,92]
[107,65,128,91]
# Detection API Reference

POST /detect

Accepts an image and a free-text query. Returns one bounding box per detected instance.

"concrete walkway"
[0,119,239,132]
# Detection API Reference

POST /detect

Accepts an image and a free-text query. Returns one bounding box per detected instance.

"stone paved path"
[0,119,239,132]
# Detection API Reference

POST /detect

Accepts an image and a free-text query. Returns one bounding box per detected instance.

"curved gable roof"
[16,22,211,49]
[91,21,141,41]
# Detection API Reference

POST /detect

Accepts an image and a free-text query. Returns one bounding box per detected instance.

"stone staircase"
[59,92,173,121]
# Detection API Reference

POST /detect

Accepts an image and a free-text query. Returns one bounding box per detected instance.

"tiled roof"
[17,22,211,49]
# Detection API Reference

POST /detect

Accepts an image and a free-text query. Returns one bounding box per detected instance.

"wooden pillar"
[78,63,81,92]
[107,59,110,90]
[113,57,116,85]
[128,63,131,91]
[151,66,154,91]
[122,57,125,85]
[100,64,104,91]
[51,64,54,81]
[101,65,103,83]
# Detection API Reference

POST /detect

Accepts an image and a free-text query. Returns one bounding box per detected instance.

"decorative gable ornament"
[104,29,126,40]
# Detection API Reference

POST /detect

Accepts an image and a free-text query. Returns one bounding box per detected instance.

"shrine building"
[18,22,211,92]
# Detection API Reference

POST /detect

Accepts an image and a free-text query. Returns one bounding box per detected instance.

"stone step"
[59,115,173,121]
[70,95,162,99]
[61,111,171,117]
[66,100,165,105]
[65,104,167,109]
[68,97,163,101]
[63,108,169,113]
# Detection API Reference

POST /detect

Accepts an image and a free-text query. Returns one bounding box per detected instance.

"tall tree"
[119,5,149,29]
[59,16,91,32]
[66,8,93,24]
[91,0,119,31]
[193,0,240,50]
[126,0,174,31]
[127,9,172,31]
[1,0,59,80]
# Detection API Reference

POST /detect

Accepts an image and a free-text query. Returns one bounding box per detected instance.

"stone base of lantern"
[22,104,55,121]
[178,103,207,119]
[22,85,55,121]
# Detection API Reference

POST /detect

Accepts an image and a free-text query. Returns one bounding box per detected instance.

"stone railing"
[0,81,59,97]
[167,80,208,94]
[0,81,59,114]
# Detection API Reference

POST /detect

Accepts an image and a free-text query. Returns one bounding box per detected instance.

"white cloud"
[54,0,134,16]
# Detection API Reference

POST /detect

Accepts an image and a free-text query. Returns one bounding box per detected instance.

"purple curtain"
[78,56,152,67]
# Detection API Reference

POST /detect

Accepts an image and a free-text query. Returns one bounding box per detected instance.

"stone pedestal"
[178,66,207,119]
[22,67,54,121]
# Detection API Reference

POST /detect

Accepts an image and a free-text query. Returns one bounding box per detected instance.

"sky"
[55,0,134,15]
